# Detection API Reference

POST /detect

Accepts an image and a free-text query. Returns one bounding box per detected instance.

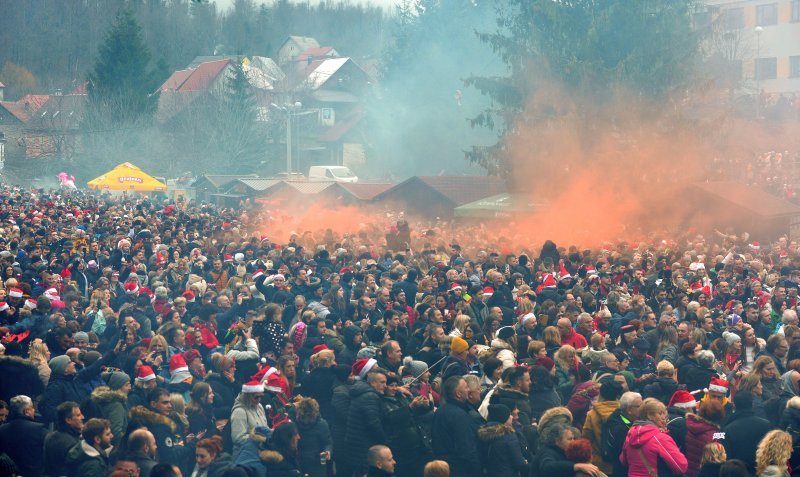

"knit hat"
[242,379,265,393]
[402,357,429,378]
[357,347,377,360]
[535,356,555,371]
[722,331,741,346]
[74,331,89,343]
[136,365,156,382]
[487,403,512,424]
[708,377,729,394]
[668,389,698,409]
[103,371,131,391]
[182,290,195,301]
[49,355,71,376]
[351,358,377,380]
[728,314,742,326]
[497,326,516,341]
[450,336,469,354]
[632,337,650,350]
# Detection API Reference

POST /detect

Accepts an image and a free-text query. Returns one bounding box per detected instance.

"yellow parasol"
[87,162,166,192]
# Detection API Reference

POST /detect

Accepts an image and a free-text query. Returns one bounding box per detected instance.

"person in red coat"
[558,318,588,349]
[621,398,688,477]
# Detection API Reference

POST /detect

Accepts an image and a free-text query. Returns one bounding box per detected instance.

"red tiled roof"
[161,69,194,92]
[0,94,50,123]
[296,46,336,61]
[377,176,508,206]
[178,59,231,92]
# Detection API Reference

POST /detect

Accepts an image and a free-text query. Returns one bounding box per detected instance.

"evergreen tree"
[216,61,265,174]
[465,0,702,178]
[85,8,161,127]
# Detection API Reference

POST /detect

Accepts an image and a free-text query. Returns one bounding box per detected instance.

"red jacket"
[561,329,588,349]
[621,422,688,477]
[684,413,722,477]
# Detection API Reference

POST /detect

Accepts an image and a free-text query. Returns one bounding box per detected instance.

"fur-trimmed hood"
[538,406,573,431]
[477,423,514,441]
[685,412,720,433]
[259,449,284,463]
[91,386,128,404]
[129,405,177,433]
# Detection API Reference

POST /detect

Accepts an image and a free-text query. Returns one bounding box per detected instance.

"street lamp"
[755,25,764,119]
[270,101,303,175]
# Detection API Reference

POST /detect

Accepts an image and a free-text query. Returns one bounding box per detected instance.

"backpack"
[601,414,625,462]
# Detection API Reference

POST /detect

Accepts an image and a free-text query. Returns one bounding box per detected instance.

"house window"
[693,11,712,30]
[756,57,777,80]
[791,56,800,77]
[793,0,800,21]
[756,3,778,26]
[723,8,745,29]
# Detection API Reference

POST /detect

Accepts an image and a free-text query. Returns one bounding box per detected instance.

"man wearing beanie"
[40,343,120,424]
[477,403,528,476]
[441,336,470,380]
[89,371,131,446]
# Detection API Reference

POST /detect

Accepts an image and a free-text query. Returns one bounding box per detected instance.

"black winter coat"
[330,381,352,461]
[477,422,528,477]
[261,447,302,477]
[129,406,194,474]
[0,415,48,477]
[342,380,385,466]
[302,366,337,422]
[531,444,574,477]
[431,400,481,477]
[40,350,112,423]
[205,373,238,420]
[0,355,45,404]
[642,377,679,405]
[529,387,561,421]
[683,366,718,397]
[723,409,772,473]
[381,394,431,477]
[44,428,81,477]
[780,402,800,473]
[296,416,332,477]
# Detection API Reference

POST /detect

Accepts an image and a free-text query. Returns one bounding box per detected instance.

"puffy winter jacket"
[621,421,688,477]
[230,393,268,456]
[342,380,385,467]
[477,422,528,477]
[89,386,128,446]
[432,400,481,477]
[490,338,516,370]
[684,413,723,477]
[296,416,332,477]
[65,440,110,477]
[582,399,619,474]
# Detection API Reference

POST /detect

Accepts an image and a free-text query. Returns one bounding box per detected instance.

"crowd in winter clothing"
[2,185,800,477]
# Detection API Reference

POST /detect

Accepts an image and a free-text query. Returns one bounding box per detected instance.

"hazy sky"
[213,0,397,11]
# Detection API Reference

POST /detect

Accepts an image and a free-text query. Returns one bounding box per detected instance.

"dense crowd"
[1,186,800,477]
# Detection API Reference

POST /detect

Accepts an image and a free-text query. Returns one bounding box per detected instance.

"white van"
[308,165,358,183]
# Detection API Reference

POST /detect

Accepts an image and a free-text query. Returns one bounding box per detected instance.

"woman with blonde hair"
[423,460,450,477]
[697,441,726,477]
[752,355,783,408]
[543,326,562,358]
[755,430,791,477]
[449,315,471,338]
[621,398,688,477]
[28,338,51,387]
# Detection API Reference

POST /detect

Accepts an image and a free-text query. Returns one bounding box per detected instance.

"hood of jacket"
[538,406,573,431]
[490,338,511,350]
[686,412,719,434]
[66,440,109,464]
[343,325,362,350]
[783,370,799,397]
[91,386,128,404]
[129,405,177,433]
[494,385,528,401]
[592,399,620,418]
[626,421,665,448]
[477,422,514,441]
[259,449,284,463]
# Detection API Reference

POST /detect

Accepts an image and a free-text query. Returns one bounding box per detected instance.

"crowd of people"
[1,186,800,477]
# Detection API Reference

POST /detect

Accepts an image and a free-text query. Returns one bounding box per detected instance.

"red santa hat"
[252,269,265,280]
[154,252,167,266]
[708,377,729,394]
[749,241,761,252]
[0,302,9,312]
[351,358,377,380]
[169,353,189,375]
[8,288,23,299]
[124,282,139,295]
[668,390,697,409]
[241,379,265,394]
[312,344,330,354]
[251,366,287,394]
[482,286,494,297]
[449,283,462,293]
[559,263,571,281]
[224,253,233,263]
[136,365,156,382]
[182,290,195,301]
[24,299,37,309]
[536,273,557,293]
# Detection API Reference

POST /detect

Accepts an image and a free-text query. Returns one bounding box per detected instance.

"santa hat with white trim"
[136,365,156,383]
[241,379,265,393]
[351,358,377,380]
[707,377,729,395]
[8,288,23,299]
[0,302,9,312]
[668,389,697,409]
[124,281,139,295]
[169,353,191,385]
[251,366,288,394]
[24,299,37,309]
